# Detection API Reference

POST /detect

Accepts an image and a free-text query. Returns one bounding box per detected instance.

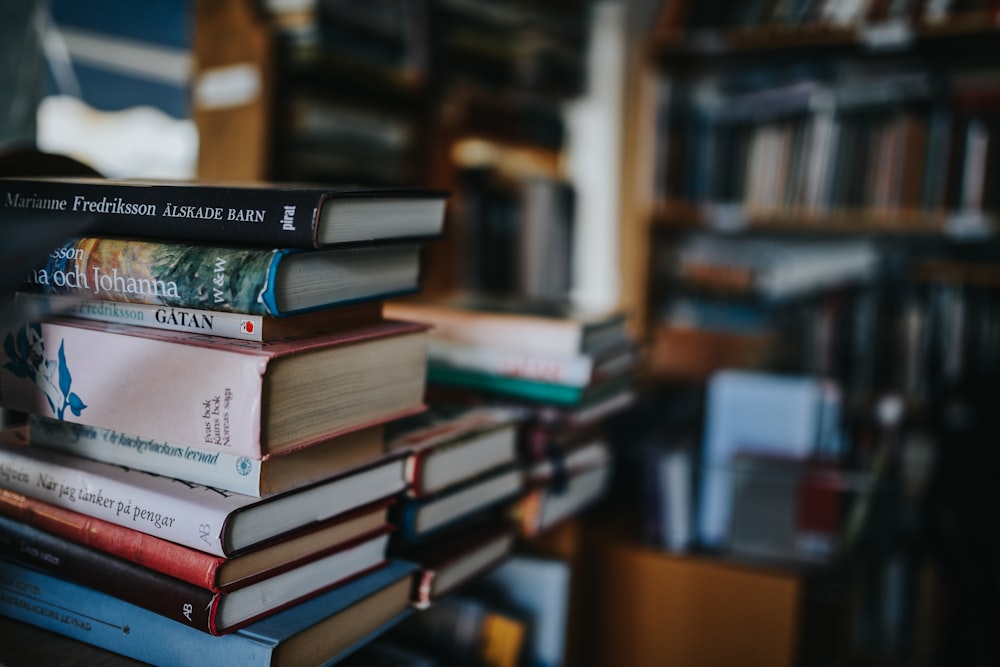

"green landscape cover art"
[27,238,276,314]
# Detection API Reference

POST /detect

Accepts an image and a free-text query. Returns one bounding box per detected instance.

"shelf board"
[650,202,996,238]
[651,13,1000,59]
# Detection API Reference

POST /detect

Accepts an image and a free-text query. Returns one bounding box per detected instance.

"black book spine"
[0,180,324,248]
[0,513,217,633]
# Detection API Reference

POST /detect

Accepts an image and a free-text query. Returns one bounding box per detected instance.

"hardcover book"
[28,417,386,497]
[0,483,394,591]
[14,291,384,342]
[396,519,516,609]
[0,317,428,457]
[516,463,611,538]
[24,236,424,316]
[0,555,418,667]
[0,430,408,557]
[385,406,521,498]
[0,512,392,634]
[385,297,629,357]
[0,176,448,248]
[425,365,629,407]
[425,338,637,388]
[392,465,524,543]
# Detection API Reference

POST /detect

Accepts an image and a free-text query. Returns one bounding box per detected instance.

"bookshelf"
[609,2,1000,666]
[193,0,591,304]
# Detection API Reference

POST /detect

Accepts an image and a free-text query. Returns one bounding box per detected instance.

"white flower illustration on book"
[3,323,87,419]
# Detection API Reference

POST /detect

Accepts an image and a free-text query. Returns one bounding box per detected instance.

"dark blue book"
[392,465,523,543]
[0,556,417,667]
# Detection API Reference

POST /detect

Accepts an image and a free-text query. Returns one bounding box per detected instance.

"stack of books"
[0,176,448,666]
[382,405,524,610]
[384,296,636,539]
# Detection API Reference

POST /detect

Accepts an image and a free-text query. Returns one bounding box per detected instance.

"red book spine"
[0,487,221,589]
[0,507,219,633]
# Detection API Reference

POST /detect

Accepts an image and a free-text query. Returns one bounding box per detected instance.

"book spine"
[0,487,222,589]
[29,417,266,497]
[16,292,269,341]
[0,445,233,556]
[0,514,219,633]
[0,179,322,247]
[0,319,266,456]
[0,557,273,666]
[426,365,585,406]
[23,237,285,315]
[426,340,593,387]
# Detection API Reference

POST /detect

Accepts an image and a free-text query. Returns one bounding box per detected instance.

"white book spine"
[0,440,244,556]
[28,417,266,497]
[426,339,594,387]
[15,293,267,341]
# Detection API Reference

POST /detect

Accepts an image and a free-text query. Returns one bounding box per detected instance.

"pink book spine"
[0,318,266,457]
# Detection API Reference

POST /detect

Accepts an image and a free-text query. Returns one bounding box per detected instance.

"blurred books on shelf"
[697,370,848,551]
[668,235,880,302]
[515,436,613,539]
[470,555,573,667]
[385,593,530,667]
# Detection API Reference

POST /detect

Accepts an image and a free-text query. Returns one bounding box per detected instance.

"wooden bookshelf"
[614,3,1000,666]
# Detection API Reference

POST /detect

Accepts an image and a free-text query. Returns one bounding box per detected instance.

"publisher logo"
[240,320,254,335]
[236,457,253,477]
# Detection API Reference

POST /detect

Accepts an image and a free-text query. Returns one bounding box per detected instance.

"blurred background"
[2,1,1000,666]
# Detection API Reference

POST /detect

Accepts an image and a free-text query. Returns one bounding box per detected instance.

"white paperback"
[0,433,406,557]
[28,415,372,498]
[426,339,595,387]
[15,293,277,341]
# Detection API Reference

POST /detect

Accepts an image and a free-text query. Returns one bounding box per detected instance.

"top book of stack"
[0,177,448,248]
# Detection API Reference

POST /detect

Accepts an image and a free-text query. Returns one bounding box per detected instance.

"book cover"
[0,483,394,591]
[0,555,418,667]
[385,405,521,498]
[0,317,428,457]
[23,236,423,316]
[0,512,392,634]
[14,291,384,342]
[0,176,447,248]
[0,430,407,557]
[27,417,386,498]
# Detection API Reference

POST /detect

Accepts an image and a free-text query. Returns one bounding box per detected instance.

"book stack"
[382,405,524,609]
[384,296,636,539]
[0,176,448,666]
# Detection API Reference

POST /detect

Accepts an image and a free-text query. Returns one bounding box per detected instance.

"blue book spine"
[0,557,271,666]
[0,557,416,667]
